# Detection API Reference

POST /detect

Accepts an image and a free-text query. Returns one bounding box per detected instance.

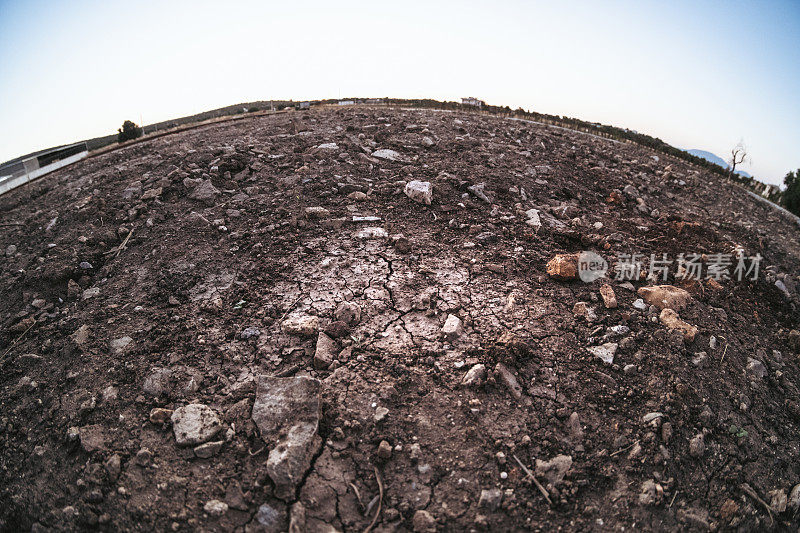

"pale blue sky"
[1,0,798,185]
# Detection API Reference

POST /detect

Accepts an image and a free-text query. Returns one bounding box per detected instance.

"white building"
[461,97,485,107]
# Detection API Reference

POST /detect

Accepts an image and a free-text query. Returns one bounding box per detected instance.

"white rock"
[404,180,433,205]
[524,209,541,230]
[304,206,330,219]
[204,500,228,516]
[109,336,132,354]
[372,148,402,161]
[252,376,322,500]
[355,227,388,239]
[82,287,100,300]
[317,143,339,150]
[461,364,487,387]
[588,343,618,364]
[535,454,572,485]
[171,404,223,446]
[441,314,464,341]
[281,314,319,337]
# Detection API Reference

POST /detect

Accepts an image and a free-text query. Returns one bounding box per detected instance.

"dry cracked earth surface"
[1,106,800,532]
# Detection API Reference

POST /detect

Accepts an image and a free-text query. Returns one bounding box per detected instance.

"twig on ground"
[669,490,679,508]
[248,445,266,457]
[363,466,383,533]
[349,483,364,511]
[610,439,640,457]
[1,320,36,361]
[513,454,552,506]
[279,295,302,322]
[741,483,774,526]
[116,228,134,257]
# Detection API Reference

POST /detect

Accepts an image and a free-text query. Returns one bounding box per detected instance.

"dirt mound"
[1,106,799,531]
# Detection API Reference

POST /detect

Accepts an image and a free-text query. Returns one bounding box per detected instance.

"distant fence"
[0,142,88,196]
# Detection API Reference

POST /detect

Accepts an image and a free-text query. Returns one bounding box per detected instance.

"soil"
[1,105,799,532]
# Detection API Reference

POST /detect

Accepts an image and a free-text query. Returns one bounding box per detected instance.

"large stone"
[372,148,403,162]
[404,180,433,205]
[546,254,579,280]
[188,179,220,205]
[524,209,541,231]
[412,510,436,533]
[334,301,361,325]
[252,376,322,500]
[78,425,107,453]
[478,488,503,511]
[171,404,223,446]
[281,314,319,337]
[746,357,767,378]
[109,336,132,354]
[441,314,464,341]
[599,284,618,308]
[495,363,523,399]
[659,309,697,343]
[304,206,330,219]
[461,364,486,387]
[535,454,572,486]
[689,433,705,457]
[142,367,173,396]
[588,343,618,364]
[638,285,693,311]
[313,332,337,370]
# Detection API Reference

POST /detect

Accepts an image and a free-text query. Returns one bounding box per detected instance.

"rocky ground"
[1,105,800,532]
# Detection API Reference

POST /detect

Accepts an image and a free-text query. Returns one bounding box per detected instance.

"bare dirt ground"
[1,106,799,532]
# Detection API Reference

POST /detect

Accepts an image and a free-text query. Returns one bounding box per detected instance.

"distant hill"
[685,149,751,178]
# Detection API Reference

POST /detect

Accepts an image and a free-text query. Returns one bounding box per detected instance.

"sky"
[0,0,798,186]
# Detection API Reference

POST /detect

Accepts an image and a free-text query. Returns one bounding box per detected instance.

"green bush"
[784,169,800,216]
[117,120,143,143]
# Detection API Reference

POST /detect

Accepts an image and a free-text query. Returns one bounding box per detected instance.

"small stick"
[669,490,679,508]
[363,466,383,533]
[279,295,302,322]
[513,454,552,506]
[610,439,640,457]
[1,320,36,360]
[720,343,728,364]
[116,228,134,257]
[349,482,364,511]
[741,483,774,526]
[248,445,266,457]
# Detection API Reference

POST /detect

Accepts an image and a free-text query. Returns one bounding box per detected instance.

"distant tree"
[117,120,143,143]
[728,141,747,177]
[784,168,800,216]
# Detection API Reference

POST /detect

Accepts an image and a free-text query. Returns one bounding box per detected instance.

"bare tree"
[729,141,747,176]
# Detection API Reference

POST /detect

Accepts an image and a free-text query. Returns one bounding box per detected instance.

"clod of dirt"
[637,284,693,311]
[171,404,223,446]
[252,375,322,500]
[546,253,579,280]
[659,308,698,342]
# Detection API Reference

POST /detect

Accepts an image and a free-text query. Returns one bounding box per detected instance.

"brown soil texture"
[1,106,800,532]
